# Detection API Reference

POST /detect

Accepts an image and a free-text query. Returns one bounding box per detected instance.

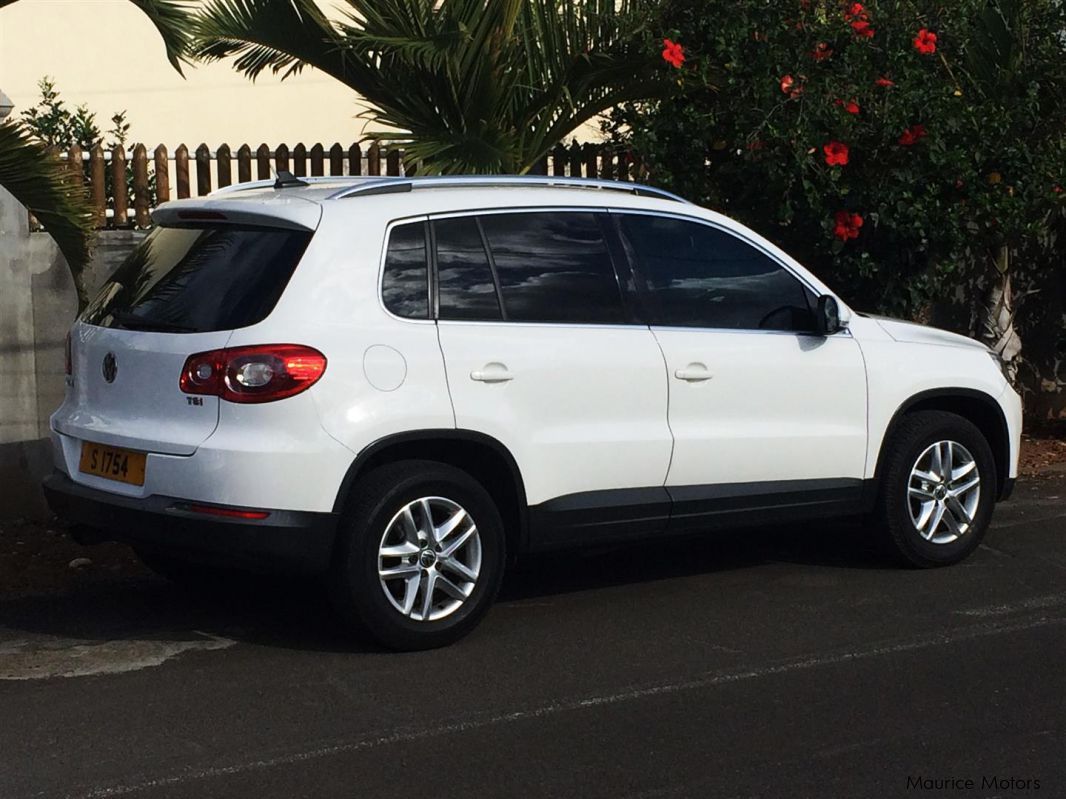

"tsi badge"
[102,352,117,384]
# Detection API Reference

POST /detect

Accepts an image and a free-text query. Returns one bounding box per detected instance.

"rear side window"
[382,222,430,319]
[617,214,816,331]
[435,217,502,321]
[478,213,625,324]
[83,225,312,333]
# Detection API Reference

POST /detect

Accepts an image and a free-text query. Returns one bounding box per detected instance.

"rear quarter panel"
[229,203,455,490]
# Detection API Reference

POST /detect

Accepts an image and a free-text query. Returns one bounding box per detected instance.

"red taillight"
[180,344,326,403]
[64,331,72,376]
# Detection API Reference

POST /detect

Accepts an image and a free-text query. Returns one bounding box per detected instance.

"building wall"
[0,0,370,149]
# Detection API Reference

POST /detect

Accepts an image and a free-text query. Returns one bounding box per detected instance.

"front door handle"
[674,363,713,382]
[470,363,513,383]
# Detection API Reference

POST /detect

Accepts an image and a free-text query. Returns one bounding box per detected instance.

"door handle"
[470,363,513,383]
[674,364,713,382]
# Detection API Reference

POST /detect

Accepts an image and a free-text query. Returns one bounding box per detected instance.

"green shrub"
[608,0,1066,411]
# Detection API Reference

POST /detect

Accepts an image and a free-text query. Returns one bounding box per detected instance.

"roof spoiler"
[151,198,321,231]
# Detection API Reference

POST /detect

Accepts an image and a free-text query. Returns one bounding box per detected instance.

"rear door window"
[84,225,312,333]
[478,212,626,324]
[435,217,503,321]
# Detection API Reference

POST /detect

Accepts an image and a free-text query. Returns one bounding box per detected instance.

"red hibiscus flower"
[780,74,804,97]
[851,19,875,38]
[835,98,860,115]
[833,211,864,241]
[844,2,866,20]
[913,29,937,54]
[875,76,895,88]
[823,141,850,166]
[662,38,685,68]
[898,124,928,146]
[812,42,833,61]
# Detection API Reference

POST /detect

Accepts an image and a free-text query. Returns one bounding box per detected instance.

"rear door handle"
[470,363,513,383]
[674,363,713,382]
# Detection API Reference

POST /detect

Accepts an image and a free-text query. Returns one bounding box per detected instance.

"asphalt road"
[2,476,1064,799]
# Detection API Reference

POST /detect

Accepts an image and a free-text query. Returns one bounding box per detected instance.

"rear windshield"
[83,225,313,333]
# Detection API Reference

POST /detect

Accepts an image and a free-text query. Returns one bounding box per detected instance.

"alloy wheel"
[377,496,482,622]
[907,440,981,545]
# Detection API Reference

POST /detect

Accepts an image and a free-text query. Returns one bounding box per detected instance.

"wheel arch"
[873,388,1011,500]
[332,430,529,560]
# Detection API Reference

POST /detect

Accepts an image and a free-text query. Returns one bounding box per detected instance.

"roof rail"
[209,174,690,204]
[326,176,690,203]
[210,175,371,196]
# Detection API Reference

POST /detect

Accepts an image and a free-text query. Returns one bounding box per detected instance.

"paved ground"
[1,476,1064,799]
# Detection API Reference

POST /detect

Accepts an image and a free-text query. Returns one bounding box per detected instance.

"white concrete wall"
[0,187,142,519]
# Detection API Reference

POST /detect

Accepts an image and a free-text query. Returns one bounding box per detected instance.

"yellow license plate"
[78,442,147,486]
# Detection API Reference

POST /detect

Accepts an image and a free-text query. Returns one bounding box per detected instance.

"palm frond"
[190,0,675,174]
[192,0,357,84]
[0,121,95,308]
[965,0,1028,101]
[128,0,196,75]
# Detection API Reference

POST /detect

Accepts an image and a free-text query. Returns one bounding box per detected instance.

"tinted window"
[435,217,502,321]
[479,213,625,324]
[382,222,429,319]
[83,225,311,333]
[618,215,815,331]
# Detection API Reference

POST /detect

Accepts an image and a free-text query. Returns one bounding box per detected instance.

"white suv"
[45,175,1022,650]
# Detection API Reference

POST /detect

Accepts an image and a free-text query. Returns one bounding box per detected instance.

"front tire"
[874,410,997,568]
[329,460,506,650]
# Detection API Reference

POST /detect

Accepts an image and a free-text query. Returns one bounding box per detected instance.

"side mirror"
[815,295,845,336]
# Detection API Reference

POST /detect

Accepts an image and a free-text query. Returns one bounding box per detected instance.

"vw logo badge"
[102,352,117,384]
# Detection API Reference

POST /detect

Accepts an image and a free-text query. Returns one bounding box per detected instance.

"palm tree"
[0,0,190,309]
[191,0,671,174]
[963,0,1062,380]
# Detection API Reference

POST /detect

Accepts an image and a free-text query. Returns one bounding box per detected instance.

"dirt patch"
[1019,434,1066,478]
[0,517,148,600]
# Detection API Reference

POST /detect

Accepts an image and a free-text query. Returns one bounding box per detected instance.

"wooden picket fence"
[55,141,634,230]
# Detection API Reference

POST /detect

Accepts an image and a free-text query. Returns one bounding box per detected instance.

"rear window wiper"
[110,311,200,333]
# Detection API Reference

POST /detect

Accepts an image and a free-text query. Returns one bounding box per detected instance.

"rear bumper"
[43,470,338,574]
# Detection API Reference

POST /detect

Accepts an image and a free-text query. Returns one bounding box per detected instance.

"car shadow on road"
[0,572,375,654]
[500,517,889,602]
[0,518,889,656]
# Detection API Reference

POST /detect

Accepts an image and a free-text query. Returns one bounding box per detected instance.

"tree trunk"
[978,246,1021,382]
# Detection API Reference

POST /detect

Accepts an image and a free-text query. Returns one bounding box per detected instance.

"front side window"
[617,214,816,332]
[382,221,429,319]
[478,212,626,324]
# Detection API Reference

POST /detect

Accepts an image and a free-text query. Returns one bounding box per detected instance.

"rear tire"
[873,410,996,568]
[329,460,506,651]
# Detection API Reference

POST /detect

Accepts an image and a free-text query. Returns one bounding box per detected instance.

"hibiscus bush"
[607,0,1066,415]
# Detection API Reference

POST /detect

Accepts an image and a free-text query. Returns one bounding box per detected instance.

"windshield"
[83,225,313,333]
